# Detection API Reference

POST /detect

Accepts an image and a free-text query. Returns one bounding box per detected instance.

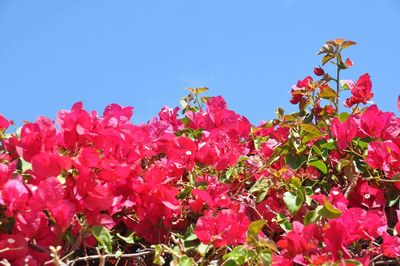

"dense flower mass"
[0,39,399,265]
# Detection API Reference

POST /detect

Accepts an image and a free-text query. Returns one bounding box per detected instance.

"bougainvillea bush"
[0,39,400,266]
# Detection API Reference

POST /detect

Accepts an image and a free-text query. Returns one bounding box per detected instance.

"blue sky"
[0,0,399,126]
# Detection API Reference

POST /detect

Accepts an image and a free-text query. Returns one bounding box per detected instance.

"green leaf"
[249,177,265,194]
[258,250,272,265]
[197,243,209,256]
[283,191,304,214]
[153,245,165,265]
[321,139,336,150]
[223,246,247,265]
[246,220,266,244]
[304,210,319,225]
[302,124,324,144]
[333,259,362,266]
[258,238,278,253]
[312,145,322,157]
[56,175,66,185]
[340,80,355,91]
[247,220,266,236]
[305,195,313,206]
[339,112,350,122]
[116,232,135,244]
[386,186,400,207]
[285,153,307,170]
[302,124,323,136]
[336,159,351,172]
[279,220,292,233]
[337,53,346,69]
[179,97,188,110]
[318,199,342,219]
[115,250,123,259]
[186,87,208,95]
[184,224,198,241]
[275,213,292,232]
[19,158,32,172]
[256,189,269,203]
[284,112,300,122]
[276,107,285,120]
[309,160,328,174]
[92,226,113,254]
[318,86,337,99]
[290,177,302,189]
[178,255,196,266]
[357,140,369,149]
[222,260,239,266]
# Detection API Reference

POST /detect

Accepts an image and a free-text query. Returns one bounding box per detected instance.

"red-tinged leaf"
[246,220,266,244]
[341,40,357,49]
[301,124,320,134]
[319,86,337,99]
[322,54,335,66]
[335,38,344,45]
[397,95,400,111]
[317,44,335,55]
[345,58,354,67]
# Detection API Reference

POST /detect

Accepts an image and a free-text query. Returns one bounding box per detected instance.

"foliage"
[0,39,400,265]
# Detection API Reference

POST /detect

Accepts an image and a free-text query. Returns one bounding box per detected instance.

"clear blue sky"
[0,0,399,126]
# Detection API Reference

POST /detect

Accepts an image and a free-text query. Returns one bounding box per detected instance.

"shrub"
[0,39,399,265]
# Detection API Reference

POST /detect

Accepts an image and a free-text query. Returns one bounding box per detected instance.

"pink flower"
[277,221,322,257]
[194,206,250,247]
[31,152,71,180]
[344,73,374,107]
[290,76,313,105]
[0,233,28,261]
[0,114,13,131]
[348,182,385,209]
[50,200,76,229]
[359,105,395,139]
[381,232,400,258]
[1,178,29,216]
[16,117,57,162]
[365,140,400,179]
[331,117,359,149]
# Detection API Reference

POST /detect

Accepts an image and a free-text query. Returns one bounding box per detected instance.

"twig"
[373,258,400,265]
[66,250,154,265]
[370,253,383,264]
[96,248,105,266]
[0,246,24,254]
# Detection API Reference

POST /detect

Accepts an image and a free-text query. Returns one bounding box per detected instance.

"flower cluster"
[0,39,399,265]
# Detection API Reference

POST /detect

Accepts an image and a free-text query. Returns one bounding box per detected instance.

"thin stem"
[56,250,154,265]
[373,258,400,265]
[335,62,341,113]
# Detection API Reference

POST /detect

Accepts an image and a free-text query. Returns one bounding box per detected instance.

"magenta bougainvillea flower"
[344,73,374,107]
